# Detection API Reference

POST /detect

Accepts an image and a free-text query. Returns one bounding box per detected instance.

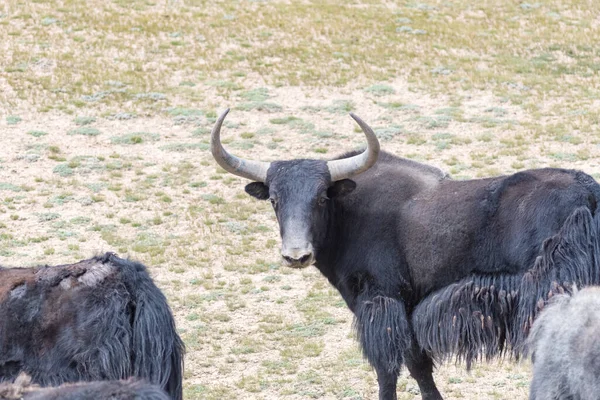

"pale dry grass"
[1,0,599,399]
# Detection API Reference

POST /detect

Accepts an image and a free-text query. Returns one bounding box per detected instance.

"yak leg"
[404,340,443,400]
[354,295,411,400]
[375,366,399,400]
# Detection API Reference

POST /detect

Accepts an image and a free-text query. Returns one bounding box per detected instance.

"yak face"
[245,159,356,268]
[211,108,379,268]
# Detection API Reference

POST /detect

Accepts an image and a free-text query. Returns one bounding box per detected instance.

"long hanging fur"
[411,273,521,368]
[411,207,600,367]
[0,253,184,400]
[107,254,185,400]
[353,296,411,374]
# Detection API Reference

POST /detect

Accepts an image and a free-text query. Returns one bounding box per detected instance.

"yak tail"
[108,254,185,400]
[411,206,600,368]
[515,206,600,356]
[353,295,411,374]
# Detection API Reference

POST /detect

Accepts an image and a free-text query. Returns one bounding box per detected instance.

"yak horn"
[211,108,270,182]
[326,113,380,181]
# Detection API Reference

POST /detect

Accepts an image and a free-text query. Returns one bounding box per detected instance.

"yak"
[527,286,600,400]
[211,108,600,400]
[0,373,170,400]
[0,252,184,400]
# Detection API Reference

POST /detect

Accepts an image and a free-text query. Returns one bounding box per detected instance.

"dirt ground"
[2,0,600,399]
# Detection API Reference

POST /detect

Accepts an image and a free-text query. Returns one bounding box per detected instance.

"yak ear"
[328,179,356,198]
[245,182,270,200]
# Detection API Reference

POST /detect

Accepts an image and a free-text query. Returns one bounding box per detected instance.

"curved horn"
[327,113,380,181]
[211,108,270,182]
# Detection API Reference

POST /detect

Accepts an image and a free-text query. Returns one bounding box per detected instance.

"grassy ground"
[2,0,600,399]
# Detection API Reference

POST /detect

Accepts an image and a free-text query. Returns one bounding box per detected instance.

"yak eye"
[318,196,329,206]
[270,198,277,207]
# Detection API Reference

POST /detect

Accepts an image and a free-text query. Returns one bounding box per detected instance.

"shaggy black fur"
[235,145,600,400]
[354,296,411,375]
[0,373,169,400]
[0,253,184,400]
[412,207,600,368]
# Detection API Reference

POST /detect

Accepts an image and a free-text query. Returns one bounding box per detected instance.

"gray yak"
[528,286,600,400]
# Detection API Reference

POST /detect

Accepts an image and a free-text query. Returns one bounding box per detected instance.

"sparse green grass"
[364,84,395,97]
[27,130,48,137]
[160,143,209,152]
[74,116,96,126]
[111,132,160,145]
[3,0,598,118]
[68,127,101,136]
[6,116,22,125]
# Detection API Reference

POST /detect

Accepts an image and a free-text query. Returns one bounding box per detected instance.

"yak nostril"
[283,255,295,264]
[299,254,312,264]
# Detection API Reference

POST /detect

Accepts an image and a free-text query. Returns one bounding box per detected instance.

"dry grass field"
[2,0,600,398]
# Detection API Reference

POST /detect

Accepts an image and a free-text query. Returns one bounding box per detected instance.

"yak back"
[0,252,184,400]
[328,150,600,302]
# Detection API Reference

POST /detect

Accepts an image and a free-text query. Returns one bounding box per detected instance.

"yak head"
[211,109,380,268]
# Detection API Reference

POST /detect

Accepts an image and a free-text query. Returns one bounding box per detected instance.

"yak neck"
[313,198,351,289]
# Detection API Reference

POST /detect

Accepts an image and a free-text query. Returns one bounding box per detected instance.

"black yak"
[0,253,184,400]
[0,372,170,400]
[527,286,600,400]
[211,108,600,400]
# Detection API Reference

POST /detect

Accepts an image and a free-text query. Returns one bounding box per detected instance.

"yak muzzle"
[281,245,315,269]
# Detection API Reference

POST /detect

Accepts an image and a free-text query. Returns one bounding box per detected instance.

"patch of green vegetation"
[256,127,275,135]
[235,102,282,112]
[364,84,395,96]
[38,212,60,222]
[159,143,209,152]
[166,107,203,117]
[74,116,96,125]
[550,152,578,162]
[53,164,74,177]
[27,130,48,137]
[326,100,354,114]
[134,92,166,101]
[207,80,241,90]
[416,115,452,129]
[270,116,300,125]
[191,127,210,136]
[68,127,101,136]
[70,216,91,225]
[85,182,107,193]
[374,125,403,141]
[240,87,270,102]
[0,183,21,192]
[377,101,406,110]
[6,116,21,125]
[49,194,74,205]
[202,194,225,205]
[110,132,160,144]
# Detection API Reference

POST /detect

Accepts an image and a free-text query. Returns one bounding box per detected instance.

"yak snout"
[281,244,314,268]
